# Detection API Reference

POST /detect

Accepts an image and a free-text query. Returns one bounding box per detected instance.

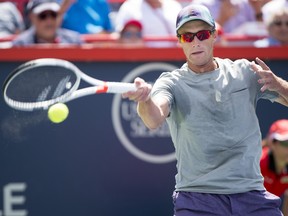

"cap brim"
[33,2,60,14]
[270,133,288,141]
[176,17,215,31]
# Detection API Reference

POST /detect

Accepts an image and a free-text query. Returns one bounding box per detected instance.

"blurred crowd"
[0,0,287,47]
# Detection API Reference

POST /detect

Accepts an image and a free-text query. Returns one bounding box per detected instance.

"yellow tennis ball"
[48,103,69,123]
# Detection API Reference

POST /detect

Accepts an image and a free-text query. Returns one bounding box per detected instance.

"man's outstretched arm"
[122,77,170,130]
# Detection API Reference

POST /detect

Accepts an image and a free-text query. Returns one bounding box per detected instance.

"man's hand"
[122,77,152,102]
[122,77,166,129]
[251,57,288,106]
[251,57,282,92]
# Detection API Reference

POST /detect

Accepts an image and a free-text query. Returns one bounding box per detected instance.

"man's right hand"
[122,77,152,102]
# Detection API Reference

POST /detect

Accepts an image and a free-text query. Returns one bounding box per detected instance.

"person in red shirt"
[261,119,288,215]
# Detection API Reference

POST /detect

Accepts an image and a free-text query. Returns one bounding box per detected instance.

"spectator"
[0,1,25,37]
[192,0,258,34]
[59,0,113,34]
[118,19,143,46]
[261,119,288,215]
[115,0,182,47]
[254,0,288,47]
[12,0,82,46]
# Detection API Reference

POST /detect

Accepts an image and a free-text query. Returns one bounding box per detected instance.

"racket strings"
[4,64,79,110]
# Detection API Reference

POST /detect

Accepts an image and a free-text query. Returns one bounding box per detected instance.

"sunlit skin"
[177,20,218,73]
[268,13,288,45]
[30,11,58,43]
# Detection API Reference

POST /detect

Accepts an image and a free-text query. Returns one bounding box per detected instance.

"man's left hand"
[251,57,282,92]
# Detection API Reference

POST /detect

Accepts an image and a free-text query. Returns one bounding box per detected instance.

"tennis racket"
[3,58,137,111]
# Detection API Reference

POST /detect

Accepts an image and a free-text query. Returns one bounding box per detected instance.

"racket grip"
[107,82,137,94]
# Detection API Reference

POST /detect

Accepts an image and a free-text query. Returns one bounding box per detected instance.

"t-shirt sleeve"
[151,72,175,110]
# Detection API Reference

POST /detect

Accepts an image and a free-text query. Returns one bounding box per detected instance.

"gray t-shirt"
[151,58,278,194]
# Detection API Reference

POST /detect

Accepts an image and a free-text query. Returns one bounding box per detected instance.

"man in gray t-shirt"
[123,4,288,216]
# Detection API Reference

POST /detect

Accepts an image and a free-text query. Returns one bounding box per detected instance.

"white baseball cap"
[27,0,60,14]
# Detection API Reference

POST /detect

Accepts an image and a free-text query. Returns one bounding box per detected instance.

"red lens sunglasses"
[177,29,215,43]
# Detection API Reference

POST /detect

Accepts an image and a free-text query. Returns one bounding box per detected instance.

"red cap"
[122,20,142,31]
[268,119,288,141]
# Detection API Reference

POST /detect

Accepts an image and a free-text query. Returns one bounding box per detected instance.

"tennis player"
[122,4,288,216]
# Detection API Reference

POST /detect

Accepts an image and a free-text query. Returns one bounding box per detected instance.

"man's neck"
[188,58,218,74]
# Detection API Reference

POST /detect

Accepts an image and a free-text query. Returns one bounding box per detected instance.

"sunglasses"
[279,140,288,147]
[177,29,215,43]
[38,11,57,21]
[273,21,288,27]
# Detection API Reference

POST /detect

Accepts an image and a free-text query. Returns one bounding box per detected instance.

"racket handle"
[107,82,137,94]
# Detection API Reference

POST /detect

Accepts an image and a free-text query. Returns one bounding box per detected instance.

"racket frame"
[3,58,136,111]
